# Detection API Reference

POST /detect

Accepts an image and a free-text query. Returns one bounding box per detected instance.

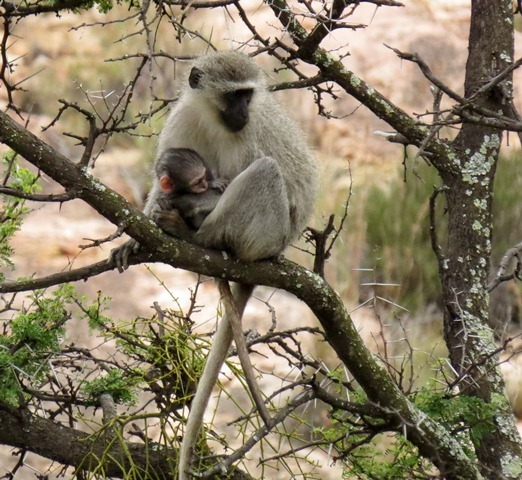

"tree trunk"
[439,1,522,477]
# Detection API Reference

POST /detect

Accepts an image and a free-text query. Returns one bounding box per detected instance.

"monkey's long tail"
[178,283,254,480]
[219,281,271,427]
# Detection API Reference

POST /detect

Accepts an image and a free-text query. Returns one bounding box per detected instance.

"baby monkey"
[156,148,228,230]
[155,147,272,434]
[155,147,271,431]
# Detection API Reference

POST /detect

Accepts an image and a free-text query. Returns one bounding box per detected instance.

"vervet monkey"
[155,147,228,230]
[156,147,270,428]
[111,51,317,479]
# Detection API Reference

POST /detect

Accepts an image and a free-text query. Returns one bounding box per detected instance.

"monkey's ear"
[189,67,204,89]
[159,175,175,192]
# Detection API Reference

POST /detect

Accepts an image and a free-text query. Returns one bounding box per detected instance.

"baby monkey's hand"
[209,177,229,193]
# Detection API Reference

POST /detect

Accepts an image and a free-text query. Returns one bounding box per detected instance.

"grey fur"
[114,51,317,479]
[149,51,318,260]
[156,148,227,230]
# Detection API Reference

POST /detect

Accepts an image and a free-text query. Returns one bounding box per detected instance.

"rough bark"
[437,1,522,477]
[0,400,254,479]
[0,401,175,479]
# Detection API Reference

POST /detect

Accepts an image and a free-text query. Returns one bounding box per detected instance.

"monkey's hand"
[151,204,197,242]
[156,196,172,211]
[209,178,229,193]
[109,239,140,273]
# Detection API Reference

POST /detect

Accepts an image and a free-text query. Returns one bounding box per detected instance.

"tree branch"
[1,0,92,16]
[266,1,459,174]
[488,240,522,292]
[0,254,143,293]
[0,401,251,480]
[0,401,174,479]
[0,187,75,202]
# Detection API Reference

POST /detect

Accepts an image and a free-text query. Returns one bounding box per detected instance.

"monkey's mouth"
[220,111,249,132]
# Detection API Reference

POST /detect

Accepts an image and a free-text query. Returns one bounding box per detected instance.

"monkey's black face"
[220,89,253,132]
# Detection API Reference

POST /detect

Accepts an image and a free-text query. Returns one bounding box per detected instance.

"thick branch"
[1,0,92,16]
[267,1,458,174]
[0,111,180,257]
[0,401,173,479]
[440,1,522,477]
[0,401,251,480]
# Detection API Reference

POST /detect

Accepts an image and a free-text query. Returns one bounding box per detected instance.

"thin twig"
[488,241,522,292]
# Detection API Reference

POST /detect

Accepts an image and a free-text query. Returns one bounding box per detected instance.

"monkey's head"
[157,148,209,195]
[188,51,265,133]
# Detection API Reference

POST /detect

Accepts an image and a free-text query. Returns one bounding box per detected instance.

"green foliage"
[0,151,41,278]
[309,388,432,479]
[85,301,207,409]
[414,385,501,457]
[76,294,146,406]
[326,366,350,392]
[336,383,499,478]
[364,153,522,311]
[81,291,113,330]
[93,0,114,13]
[82,368,139,405]
[0,279,203,412]
[0,285,73,404]
[346,434,428,480]
[89,0,140,14]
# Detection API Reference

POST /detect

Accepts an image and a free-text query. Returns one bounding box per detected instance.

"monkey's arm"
[109,202,197,272]
[151,206,197,242]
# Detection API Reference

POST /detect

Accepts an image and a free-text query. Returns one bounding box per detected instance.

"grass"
[353,153,522,314]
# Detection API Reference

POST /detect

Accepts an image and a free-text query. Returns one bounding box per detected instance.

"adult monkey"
[112,51,317,478]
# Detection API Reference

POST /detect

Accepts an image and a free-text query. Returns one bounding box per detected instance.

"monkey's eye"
[189,170,208,192]
[237,89,254,104]
[225,89,254,105]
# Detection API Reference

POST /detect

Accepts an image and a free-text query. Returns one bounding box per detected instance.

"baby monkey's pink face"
[188,165,208,194]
